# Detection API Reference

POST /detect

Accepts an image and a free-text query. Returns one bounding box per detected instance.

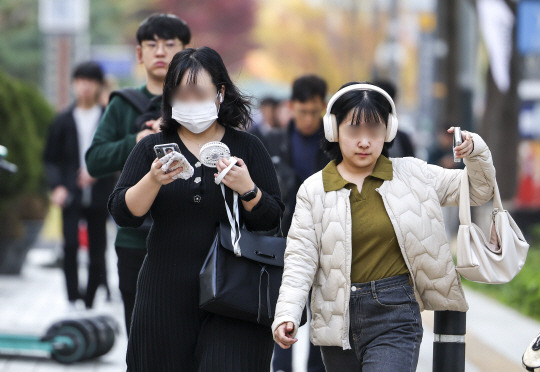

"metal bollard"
[433,311,466,372]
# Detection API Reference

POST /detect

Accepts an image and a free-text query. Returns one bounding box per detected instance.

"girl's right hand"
[149,158,183,186]
[274,322,298,349]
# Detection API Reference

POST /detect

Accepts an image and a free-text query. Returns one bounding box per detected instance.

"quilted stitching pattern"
[272,133,495,349]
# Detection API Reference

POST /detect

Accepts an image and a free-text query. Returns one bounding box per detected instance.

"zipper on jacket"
[343,189,352,350]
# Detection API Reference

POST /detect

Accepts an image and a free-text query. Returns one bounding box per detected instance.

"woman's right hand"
[274,322,298,349]
[149,158,183,186]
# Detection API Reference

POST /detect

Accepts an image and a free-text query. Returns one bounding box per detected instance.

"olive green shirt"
[322,156,409,283]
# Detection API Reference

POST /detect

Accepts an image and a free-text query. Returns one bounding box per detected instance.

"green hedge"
[0,68,54,238]
[463,245,540,321]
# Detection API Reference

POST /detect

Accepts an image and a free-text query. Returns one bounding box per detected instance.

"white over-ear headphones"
[323,83,398,143]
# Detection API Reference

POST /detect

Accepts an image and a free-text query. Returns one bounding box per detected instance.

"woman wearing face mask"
[272,82,497,371]
[108,47,283,371]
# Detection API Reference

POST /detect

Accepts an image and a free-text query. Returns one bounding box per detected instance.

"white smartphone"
[453,127,462,163]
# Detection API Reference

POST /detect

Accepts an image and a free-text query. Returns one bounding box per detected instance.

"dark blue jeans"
[321,274,423,372]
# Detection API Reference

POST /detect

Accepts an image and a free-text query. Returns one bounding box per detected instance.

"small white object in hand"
[214,157,237,185]
[159,151,194,180]
[199,141,232,168]
[199,141,237,185]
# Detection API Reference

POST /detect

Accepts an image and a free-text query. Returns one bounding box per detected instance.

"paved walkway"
[0,231,538,371]
[0,240,127,372]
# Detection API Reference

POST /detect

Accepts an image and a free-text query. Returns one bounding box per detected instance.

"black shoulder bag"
[199,184,307,327]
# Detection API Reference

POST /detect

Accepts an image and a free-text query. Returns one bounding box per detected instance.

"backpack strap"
[109,88,151,114]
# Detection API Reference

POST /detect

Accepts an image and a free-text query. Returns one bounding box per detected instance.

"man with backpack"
[85,13,190,335]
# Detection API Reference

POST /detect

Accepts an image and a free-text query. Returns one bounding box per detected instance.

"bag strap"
[277,218,284,238]
[459,169,502,225]
[109,89,151,114]
[221,184,242,256]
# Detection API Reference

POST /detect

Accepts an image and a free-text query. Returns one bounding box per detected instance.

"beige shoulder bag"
[456,170,529,284]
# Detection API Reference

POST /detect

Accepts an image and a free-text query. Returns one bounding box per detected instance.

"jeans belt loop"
[370,280,377,298]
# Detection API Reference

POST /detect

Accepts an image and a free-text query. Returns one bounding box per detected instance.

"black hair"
[160,47,252,134]
[136,13,191,46]
[72,61,104,83]
[372,79,397,100]
[291,74,327,102]
[323,81,394,162]
[260,97,279,107]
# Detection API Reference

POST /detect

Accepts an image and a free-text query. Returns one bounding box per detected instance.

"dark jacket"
[388,129,415,158]
[44,105,115,209]
[265,120,330,234]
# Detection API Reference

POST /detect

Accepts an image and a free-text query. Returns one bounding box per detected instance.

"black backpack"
[109,88,162,132]
[109,88,162,234]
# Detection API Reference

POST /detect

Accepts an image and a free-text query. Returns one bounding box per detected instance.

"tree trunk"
[479,2,520,200]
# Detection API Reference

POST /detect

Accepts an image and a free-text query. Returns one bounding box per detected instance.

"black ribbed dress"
[108,126,284,372]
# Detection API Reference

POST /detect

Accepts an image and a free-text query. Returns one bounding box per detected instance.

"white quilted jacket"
[271,133,495,350]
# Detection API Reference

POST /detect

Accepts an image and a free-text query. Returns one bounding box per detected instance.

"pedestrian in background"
[44,61,115,310]
[250,96,279,149]
[85,13,190,335]
[373,79,415,158]
[266,74,329,372]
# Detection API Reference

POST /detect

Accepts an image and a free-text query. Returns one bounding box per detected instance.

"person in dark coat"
[266,74,329,372]
[44,62,115,309]
[372,80,415,158]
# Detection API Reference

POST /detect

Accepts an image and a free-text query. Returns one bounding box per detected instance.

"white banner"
[477,0,514,93]
[39,0,89,34]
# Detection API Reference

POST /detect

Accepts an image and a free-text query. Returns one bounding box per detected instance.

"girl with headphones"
[272,82,496,371]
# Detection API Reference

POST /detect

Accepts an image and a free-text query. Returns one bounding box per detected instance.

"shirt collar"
[322,155,393,192]
[142,85,158,98]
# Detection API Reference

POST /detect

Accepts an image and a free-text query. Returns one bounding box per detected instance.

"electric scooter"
[0,146,119,364]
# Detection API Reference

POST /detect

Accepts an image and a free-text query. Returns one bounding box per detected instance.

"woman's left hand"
[448,127,474,159]
[215,157,254,195]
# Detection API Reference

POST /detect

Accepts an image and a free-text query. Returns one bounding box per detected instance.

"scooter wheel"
[49,325,87,364]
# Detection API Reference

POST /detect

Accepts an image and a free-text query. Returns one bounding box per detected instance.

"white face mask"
[171,93,221,134]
